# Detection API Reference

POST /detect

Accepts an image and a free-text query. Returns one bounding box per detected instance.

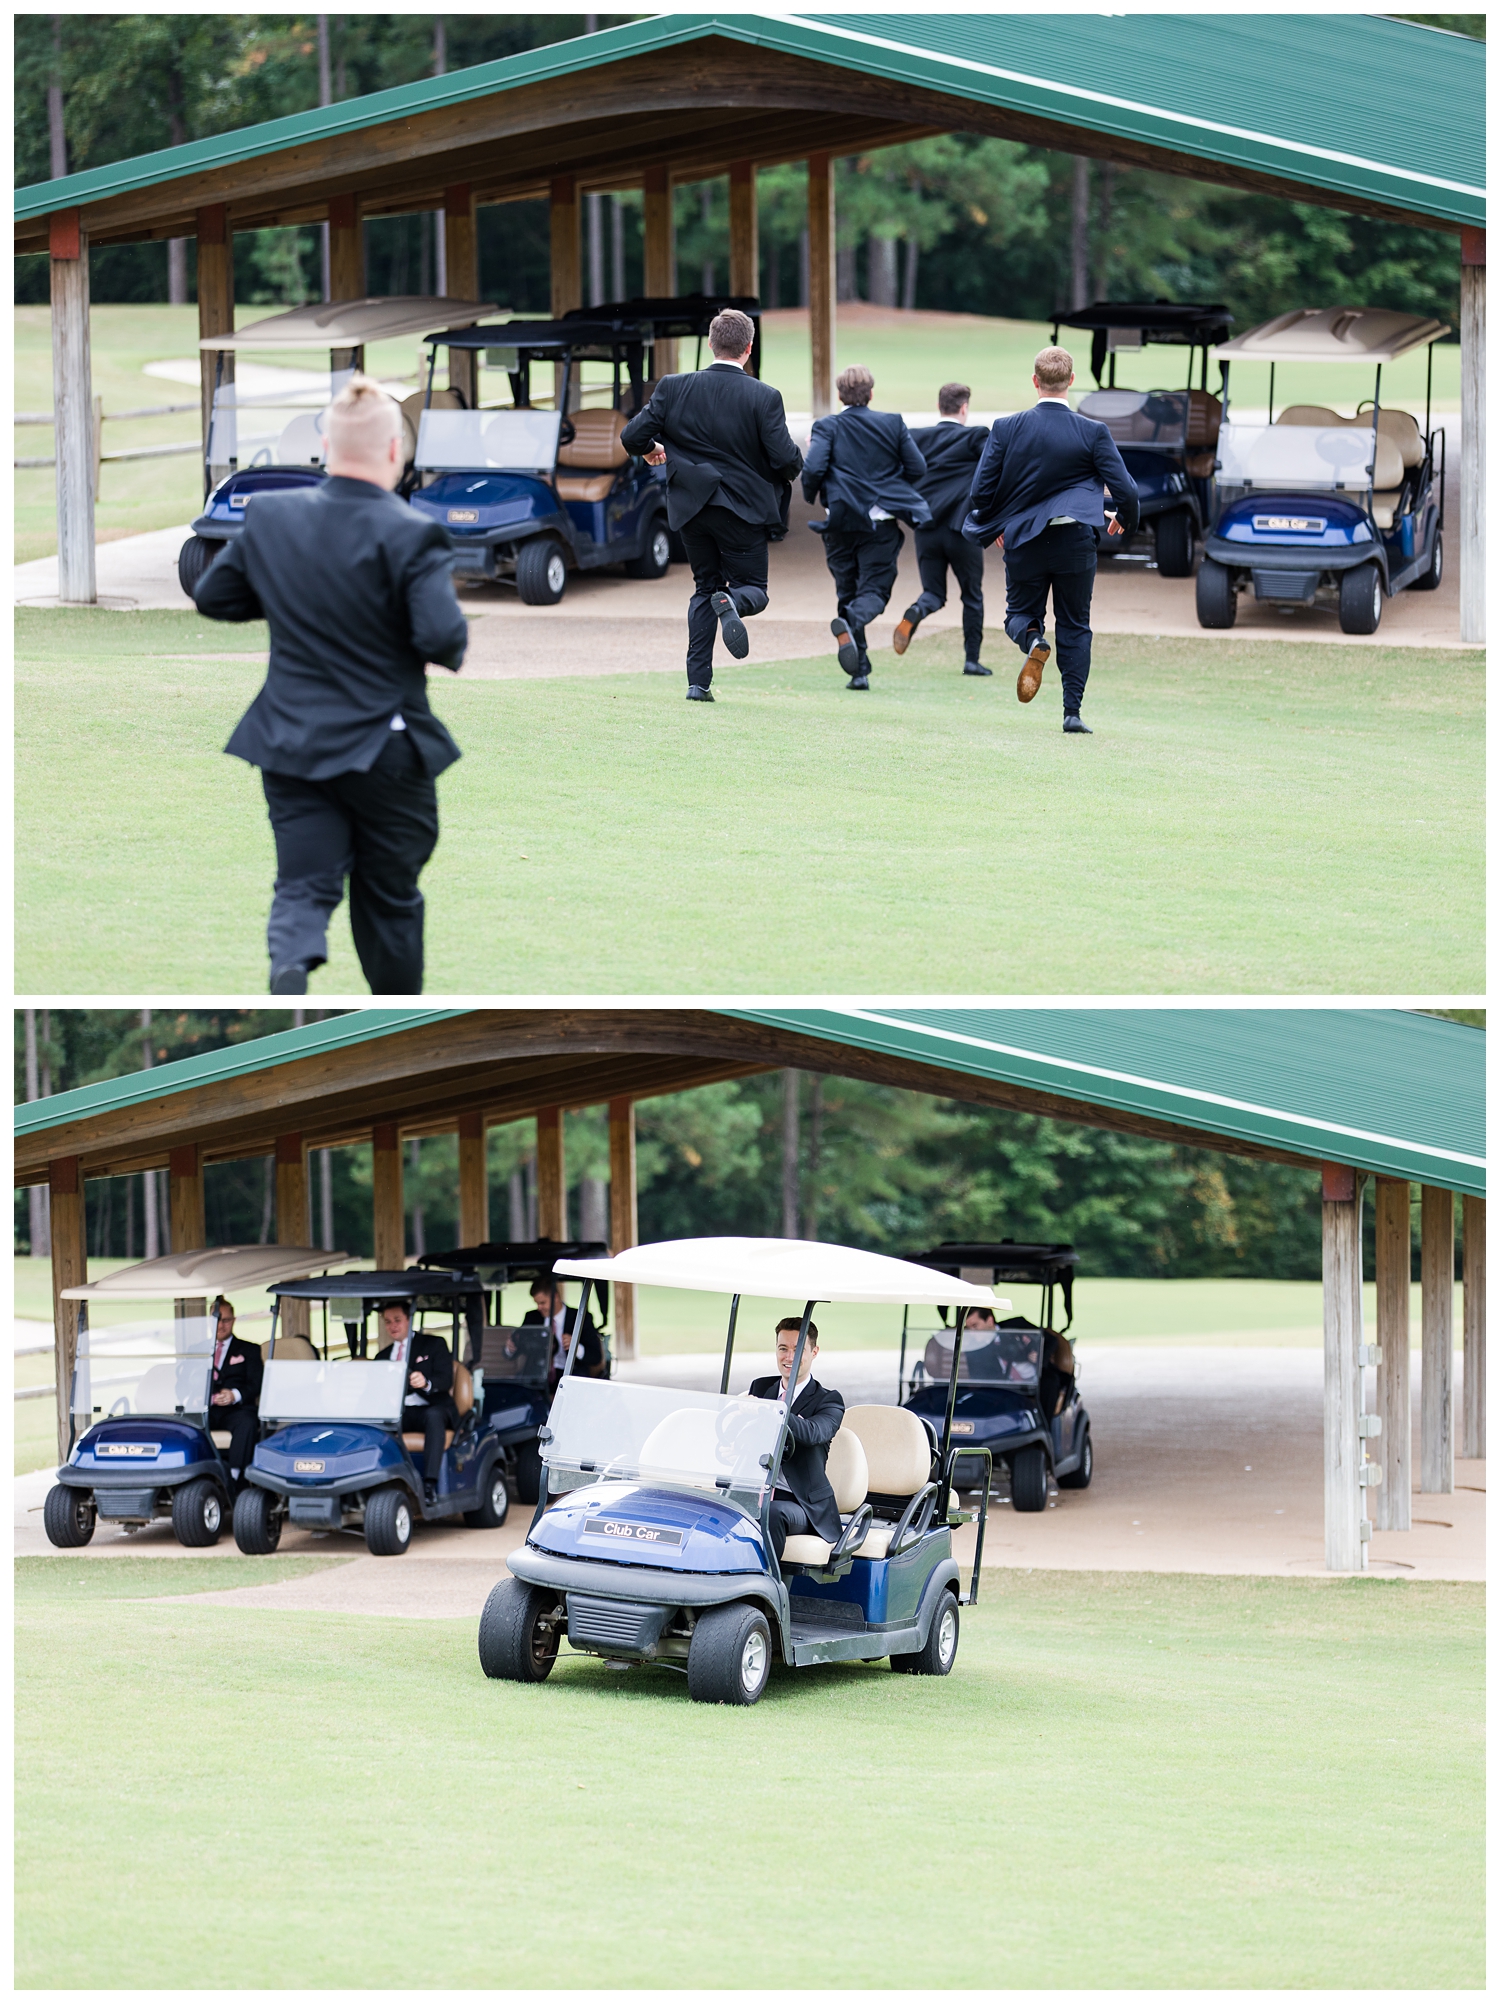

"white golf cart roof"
[61,1245,349,1300]
[199,295,499,352]
[1213,307,1448,364]
[556,1237,1008,1309]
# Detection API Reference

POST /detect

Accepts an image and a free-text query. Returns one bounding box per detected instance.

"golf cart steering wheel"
[714,1405,761,1452]
[557,417,576,447]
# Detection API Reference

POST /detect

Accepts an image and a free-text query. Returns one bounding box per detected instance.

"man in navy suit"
[963,346,1139,733]
[894,382,990,675]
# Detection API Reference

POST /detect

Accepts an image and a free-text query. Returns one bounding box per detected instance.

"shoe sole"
[830,618,861,675]
[712,593,750,660]
[892,615,919,656]
[1017,642,1050,703]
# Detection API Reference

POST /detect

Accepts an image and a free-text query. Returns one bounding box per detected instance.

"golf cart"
[43,1245,347,1550]
[178,293,496,597]
[899,1242,1091,1513]
[234,1268,507,1557]
[1197,307,1448,633]
[562,291,764,383]
[478,1237,1007,1706]
[417,1238,611,1503]
[1051,301,1233,576]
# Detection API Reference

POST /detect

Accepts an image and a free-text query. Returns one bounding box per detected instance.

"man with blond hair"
[963,345,1138,733]
[194,374,468,992]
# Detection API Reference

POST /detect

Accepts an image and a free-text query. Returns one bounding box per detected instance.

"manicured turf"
[14,1558,1482,1987]
[15,610,1483,992]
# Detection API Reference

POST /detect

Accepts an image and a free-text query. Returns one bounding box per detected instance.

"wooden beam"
[1421,1184,1454,1495]
[729,159,758,303]
[457,1109,488,1246]
[50,209,95,603]
[50,1156,86,1463]
[609,1098,639,1362]
[550,174,580,407]
[275,1132,310,1337]
[807,151,835,417]
[642,166,677,374]
[1459,230,1484,646]
[536,1105,567,1240]
[168,1140,208,1320]
[1322,1165,1367,1572]
[372,1122,404,1269]
[1373,1177,1410,1532]
[1462,1194,1484,1459]
[444,182,479,405]
[197,204,234,492]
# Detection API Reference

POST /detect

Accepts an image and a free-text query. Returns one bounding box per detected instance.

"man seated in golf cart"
[747,1317,845,1560]
[373,1300,456,1503]
[208,1295,263,1496]
[520,1275,607,1386]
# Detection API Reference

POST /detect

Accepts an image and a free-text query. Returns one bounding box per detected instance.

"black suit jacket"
[521,1306,605,1382]
[801,406,931,532]
[749,1375,846,1544]
[962,400,1140,554]
[195,475,469,782]
[376,1329,457,1422]
[620,365,803,534]
[211,1337,263,1409]
[910,420,987,533]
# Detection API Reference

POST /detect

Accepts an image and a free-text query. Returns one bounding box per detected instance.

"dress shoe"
[892,604,924,655]
[686,684,715,702]
[963,660,993,677]
[269,963,308,995]
[830,617,861,675]
[1063,712,1093,734]
[711,589,749,659]
[423,1479,438,1505]
[1017,635,1050,703]
[847,674,870,690]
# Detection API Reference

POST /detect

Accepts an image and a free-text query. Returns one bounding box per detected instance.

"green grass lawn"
[15,610,1483,992]
[14,1557,1483,1988]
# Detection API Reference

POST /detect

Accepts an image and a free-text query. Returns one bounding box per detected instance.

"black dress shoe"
[830,617,861,675]
[1063,712,1093,734]
[423,1479,438,1505]
[847,674,870,690]
[711,590,749,659]
[963,661,993,677]
[686,685,715,702]
[269,963,308,995]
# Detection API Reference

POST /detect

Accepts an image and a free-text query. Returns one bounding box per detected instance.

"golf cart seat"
[267,1333,317,1360]
[554,408,630,503]
[400,389,466,469]
[276,413,326,466]
[1274,405,1409,528]
[837,1405,937,1561]
[1276,404,1342,428]
[779,1424,869,1566]
[402,1358,472,1456]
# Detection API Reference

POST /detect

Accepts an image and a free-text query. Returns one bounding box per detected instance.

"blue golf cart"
[899,1241,1091,1514]
[1051,301,1233,576]
[1197,307,1448,634]
[477,1237,1005,1705]
[43,1246,347,1549]
[233,1268,508,1557]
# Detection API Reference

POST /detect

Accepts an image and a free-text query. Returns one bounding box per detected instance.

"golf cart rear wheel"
[176,535,220,598]
[43,1484,96,1548]
[687,1602,773,1705]
[1338,563,1382,634]
[624,515,672,580]
[172,1478,224,1547]
[1411,528,1443,591]
[233,1484,282,1553]
[512,1439,543,1505]
[515,537,568,605]
[891,1589,960,1676]
[1010,1443,1049,1513]
[1195,558,1237,628]
[464,1465,510,1529]
[365,1485,413,1556]
[478,1578,561,1682]
[1154,509,1194,577]
[1057,1428,1093,1490]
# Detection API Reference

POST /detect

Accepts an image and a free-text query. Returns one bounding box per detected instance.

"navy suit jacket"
[802,406,931,532]
[910,419,987,533]
[963,400,1140,554]
[749,1374,846,1543]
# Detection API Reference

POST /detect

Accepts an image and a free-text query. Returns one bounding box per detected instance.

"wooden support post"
[1460,229,1484,646]
[1462,1195,1484,1459]
[550,175,580,408]
[274,1133,310,1336]
[444,183,479,405]
[729,161,759,303]
[1322,1165,1366,1572]
[807,153,836,418]
[643,166,677,375]
[197,204,235,493]
[1421,1185,1455,1493]
[1373,1178,1410,1531]
[372,1123,404,1270]
[168,1141,208,1320]
[50,1156,86,1462]
[608,1098,639,1361]
[327,192,365,376]
[50,209,95,603]
[458,1110,488,1246]
[536,1106,567,1242]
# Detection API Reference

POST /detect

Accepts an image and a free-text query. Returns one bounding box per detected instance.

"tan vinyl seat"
[1275,404,1342,427]
[780,1426,869,1566]
[838,1405,936,1561]
[267,1333,317,1361]
[400,387,467,468]
[403,1359,470,1455]
[1184,389,1221,447]
[554,407,629,503]
[1275,406,1411,528]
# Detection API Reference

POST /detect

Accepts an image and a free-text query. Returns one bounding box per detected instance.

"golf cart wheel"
[891,1589,960,1677]
[478,1578,561,1682]
[1411,528,1443,591]
[464,1463,510,1530]
[233,1484,282,1554]
[512,1439,543,1505]
[176,534,220,599]
[1154,509,1194,577]
[1338,563,1382,634]
[1057,1428,1093,1490]
[687,1602,773,1706]
[172,1478,225,1548]
[1010,1444,1049,1514]
[625,515,672,580]
[1195,558,1237,628]
[365,1485,413,1556]
[515,537,568,605]
[43,1484,96,1549]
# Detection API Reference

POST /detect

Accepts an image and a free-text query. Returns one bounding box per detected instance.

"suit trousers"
[1002,521,1098,713]
[679,504,771,688]
[821,520,904,670]
[212,1401,258,1481]
[767,1498,814,1561]
[402,1403,449,1483]
[912,523,986,660]
[260,728,439,994]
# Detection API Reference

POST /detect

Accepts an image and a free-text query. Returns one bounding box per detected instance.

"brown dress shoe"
[1016,639,1050,703]
[892,605,922,655]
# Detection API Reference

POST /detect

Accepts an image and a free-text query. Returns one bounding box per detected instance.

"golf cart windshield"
[206,381,331,470]
[1216,421,1376,491]
[71,1316,216,1421]
[480,1321,551,1388]
[259,1355,407,1424]
[922,1323,1041,1387]
[546,1377,783,1498]
[1078,388,1191,447]
[415,408,562,472]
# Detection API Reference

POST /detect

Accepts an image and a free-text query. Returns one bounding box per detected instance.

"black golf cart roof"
[562,293,760,338]
[1051,300,1234,346]
[419,1239,608,1284]
[270,1269,480,1301]
[905,1240,1079,1284]
[424,316,649,354]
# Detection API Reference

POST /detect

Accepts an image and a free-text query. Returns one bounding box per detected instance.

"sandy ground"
[17,1346,1481,1615]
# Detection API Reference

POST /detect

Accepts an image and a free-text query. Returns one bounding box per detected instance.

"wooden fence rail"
[15,398,200,475]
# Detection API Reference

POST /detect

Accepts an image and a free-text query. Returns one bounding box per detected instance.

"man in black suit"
[963,345,1138,733]
[521,1277,607,1389]
[802,365,930,690]
[620,309,803,702]
[894,383,991,676]
[748,1318,846,1560]
[374,1301,457,1501]
[208,1295,262,1495]
[193,376,469,992]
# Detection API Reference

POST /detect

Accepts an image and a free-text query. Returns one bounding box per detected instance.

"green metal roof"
[15,13,1483,232]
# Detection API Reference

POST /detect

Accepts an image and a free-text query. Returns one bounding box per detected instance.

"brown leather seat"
[402,1359,472,1455]
[400,387,467,469]
[1184,389,1221,447]
[554,407,629,503]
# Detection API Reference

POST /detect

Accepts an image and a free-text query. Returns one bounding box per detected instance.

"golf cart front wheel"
[892,1590,960,1676]
[1195,558,1237,627]
[625,516,672,579]
[515,537,568,605]
[365,1485,413,1556]
[1411,528,1443,591]
[464,1464,510,1529]
[1338,563,1382,634]
[1154,509,1194,577]
[177,535,220,599]
[687,1602,773,1705]
[233,1484,282,1554]
[43,1484,96,1548]
[478,1578,561,1681]
[1057,1428,1093,1490]
[172,1478,225,1547]
[1010,1443,1049,1513]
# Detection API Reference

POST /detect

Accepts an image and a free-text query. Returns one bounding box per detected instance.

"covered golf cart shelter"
[15,1007,1484,1576]
[15,14,1485,639]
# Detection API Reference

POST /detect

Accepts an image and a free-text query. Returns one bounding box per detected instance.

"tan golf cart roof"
[199,295,498,352]
[1212,307,1449,364]
[61,1245,350,1299]
[557,1237,1010,1309]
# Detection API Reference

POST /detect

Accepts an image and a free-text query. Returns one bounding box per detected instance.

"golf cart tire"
[1010,1443,1049,1513]
[43,1484,96,1548]
[365,1485,413,1556]
[891,1589,960,1677]
[686,1601,773,1706]
[1195,558,1237,628]
[172,1477,225,1547]
[478,1578,561,1682]
[1411,528,1443,592]
[177,535,220,599]
[515,537,568,605]
[1338,563,1382,634]
[512,1439,543,1505]
[1154,509,1194,577]
[464,1462,510,1530]
[1057,1428,1093,1490]
[233,1484,282,1554]
[624,515,672,580]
